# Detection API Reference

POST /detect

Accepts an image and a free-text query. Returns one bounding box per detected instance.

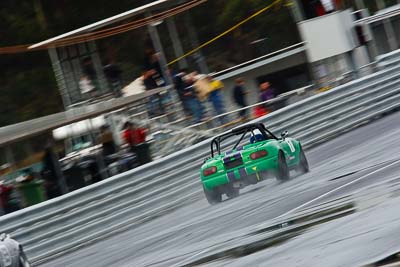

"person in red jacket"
[122,122,133,147]
[0,181,18,214]
[122,122,151,165]
[122,122,145,145]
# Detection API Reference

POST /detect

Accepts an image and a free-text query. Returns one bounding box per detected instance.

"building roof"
[213,42,306,81]
[355,4,400,25]
[29,0,192,49]
[0,89,164,146]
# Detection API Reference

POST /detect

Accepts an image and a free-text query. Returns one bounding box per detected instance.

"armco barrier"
[287,77,400,132]
[0,149,209,235]
[271,75,400,138]
[1,53,400,265]
[377,48,400,69]
[268,74,400,134]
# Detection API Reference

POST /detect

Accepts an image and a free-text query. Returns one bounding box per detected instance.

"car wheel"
[246,174,259,185]
[226,185,240,199]
[203,185,222,204]
[297,148,309,174]
[276,151,290,182]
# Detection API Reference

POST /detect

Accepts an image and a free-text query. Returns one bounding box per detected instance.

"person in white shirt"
[79,74,96,98]
[320,0,335,12]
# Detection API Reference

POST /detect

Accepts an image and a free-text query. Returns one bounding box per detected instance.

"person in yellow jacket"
[209,78,224,92]
[193,74,212,101]
[193,74,227,124]
[207,76,227,124]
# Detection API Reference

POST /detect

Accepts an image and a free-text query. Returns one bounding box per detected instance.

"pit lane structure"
[1,50,400,265]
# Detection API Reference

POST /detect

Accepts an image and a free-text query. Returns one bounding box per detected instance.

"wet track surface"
[41,113,400,267]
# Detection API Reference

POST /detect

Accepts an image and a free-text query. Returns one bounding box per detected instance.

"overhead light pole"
[166,16,189,70]
[146,13,182,118]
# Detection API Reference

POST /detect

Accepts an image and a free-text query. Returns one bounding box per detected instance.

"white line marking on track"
[278,160,400,218]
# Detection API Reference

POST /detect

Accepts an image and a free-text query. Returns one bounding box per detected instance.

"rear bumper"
[202,156,278,190]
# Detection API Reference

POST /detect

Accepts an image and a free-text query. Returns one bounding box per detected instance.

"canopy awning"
[29,0,193,49]
[213,42,306,81]
[0,89,164,146]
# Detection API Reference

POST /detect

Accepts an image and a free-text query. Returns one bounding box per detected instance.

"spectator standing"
[191,73,210,120]
[41,143,63,198]
[122,122,151,165]
[143,69,158,90]
[99,125,117,157]
[104,60,123,97]
[143,48,167,118]
[173,69,191,116]
[81,57,99,94]
[79,74,96,99]
[208,76,227,124]
[144,48,165,87]
[259,82,275,102]
[254,82,275,118]
[320,0,336,13]
[193,74,211,102]
[143,69,165,117]
[122,121,135,151]
[0,181,17,214]
[174,70,204,123]
[232,78,248,119]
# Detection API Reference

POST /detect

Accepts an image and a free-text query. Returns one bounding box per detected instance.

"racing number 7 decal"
[286,139,296,153]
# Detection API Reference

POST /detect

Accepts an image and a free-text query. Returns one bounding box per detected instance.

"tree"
[0,0,302,126]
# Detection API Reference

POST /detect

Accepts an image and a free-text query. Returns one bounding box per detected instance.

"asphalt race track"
[41,113,400,267]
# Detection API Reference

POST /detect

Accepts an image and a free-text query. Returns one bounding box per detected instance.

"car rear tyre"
[226,185,240,199]
[246,174,259,185]
[297,148,309,174]
[276,151,290,182]
[203,185,222,204]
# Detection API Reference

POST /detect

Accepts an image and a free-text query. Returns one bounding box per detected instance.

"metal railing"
[143,84,316,158]
[1,50,400,266]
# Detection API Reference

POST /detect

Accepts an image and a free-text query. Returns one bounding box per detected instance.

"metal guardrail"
[2,52,400,265]
[377,49,400,70]
[136,85,315,158]
[192,84,315,131]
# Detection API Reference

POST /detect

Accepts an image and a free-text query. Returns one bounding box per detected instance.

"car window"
[221,132,254,155]
[213,126,273,157]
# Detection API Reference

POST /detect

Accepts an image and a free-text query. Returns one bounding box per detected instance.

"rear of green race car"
[200,122,309,204]
[200,141,281,203]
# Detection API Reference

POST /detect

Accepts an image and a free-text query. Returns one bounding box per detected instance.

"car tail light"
[203,166,217,176]
[250,150,268,160]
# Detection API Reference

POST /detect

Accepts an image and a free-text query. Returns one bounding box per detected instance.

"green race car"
[201,123,309,204]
